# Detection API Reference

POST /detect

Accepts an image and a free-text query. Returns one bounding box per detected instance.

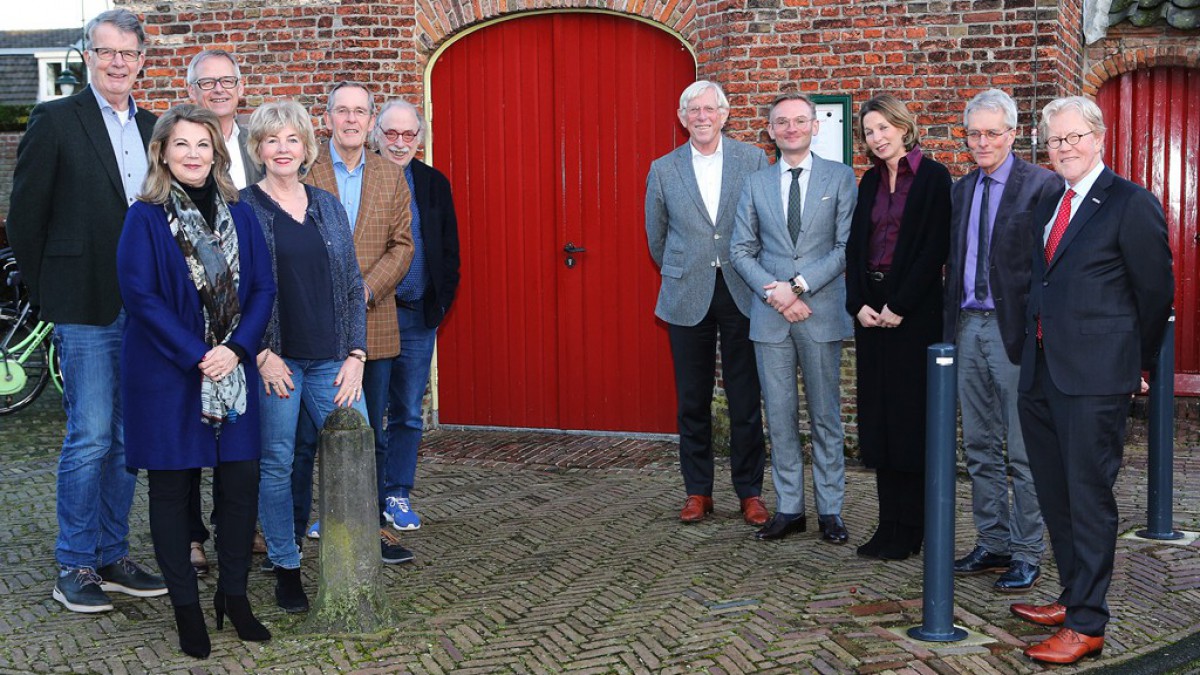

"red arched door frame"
[428,11,696,432]
[1097,66,1200,394]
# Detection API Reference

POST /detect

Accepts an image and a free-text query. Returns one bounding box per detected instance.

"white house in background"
[0,29,85,105]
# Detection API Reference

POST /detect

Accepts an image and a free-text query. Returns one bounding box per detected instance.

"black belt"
[962,308,994,316]
[867,270,888,282]
[396,297,417,310]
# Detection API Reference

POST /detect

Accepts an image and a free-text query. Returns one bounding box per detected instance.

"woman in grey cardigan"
[239,100,368,613]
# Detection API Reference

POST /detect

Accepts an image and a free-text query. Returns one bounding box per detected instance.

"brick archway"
[413,2,699,55]
[1083,45,1200,95]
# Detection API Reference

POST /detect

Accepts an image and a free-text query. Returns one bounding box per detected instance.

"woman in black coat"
[845,95,952,560]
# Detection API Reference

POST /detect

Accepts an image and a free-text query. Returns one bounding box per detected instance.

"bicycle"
[0,249,62,415]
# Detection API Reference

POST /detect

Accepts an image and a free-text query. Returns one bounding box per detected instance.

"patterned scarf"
[166,181,245,432]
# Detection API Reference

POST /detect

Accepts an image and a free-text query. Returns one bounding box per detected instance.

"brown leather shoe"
[189,542,209,576]
[1010,601,1067,626]
[252,531,268,555]
[739,496,770,526]
[679,495,714,523]
[1024,627,1104,664]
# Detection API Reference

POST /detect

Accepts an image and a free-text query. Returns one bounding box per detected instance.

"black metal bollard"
[907,343,967,643]
[1138,314,1183,540]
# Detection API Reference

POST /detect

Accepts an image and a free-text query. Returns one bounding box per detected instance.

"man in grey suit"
[943,89,1057,591]
[645,80,770,526]
[187,49,263,189]
[730,92,856,542]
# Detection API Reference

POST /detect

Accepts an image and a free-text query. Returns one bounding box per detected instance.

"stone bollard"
[301,407,395,634]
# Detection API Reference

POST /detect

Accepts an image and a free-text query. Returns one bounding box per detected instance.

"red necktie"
[1038,189,1075,341]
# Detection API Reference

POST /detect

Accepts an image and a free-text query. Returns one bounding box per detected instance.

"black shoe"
[754,513,807,540]
[856,522,895,559]
[817,514,849,545]
[954,546,1012,575]
[214,591,271,641]
[879,524,922,560]
[381,528,415,564]
[994,561,1041,592]
[173,602,211,659]
[96,557,168,597]
[260,558,279,574]
[274,567,309,613]
[52,567,114,613]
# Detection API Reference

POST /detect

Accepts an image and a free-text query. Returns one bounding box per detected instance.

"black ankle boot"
[274,567,309,613]
[879,524,923,560]
[856,521,895,559]
[173,602,211,658]
[214,591,271,641]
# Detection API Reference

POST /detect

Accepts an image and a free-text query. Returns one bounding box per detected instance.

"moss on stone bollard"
[300,407,397,634]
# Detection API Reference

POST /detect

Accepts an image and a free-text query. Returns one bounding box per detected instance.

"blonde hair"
[858,94,919,150]
[245,100,320,175]
[1039,96,1106,142]
[139,104,238,205]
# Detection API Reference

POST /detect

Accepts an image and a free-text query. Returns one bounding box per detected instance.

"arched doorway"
[429,12,695,432]
[1097,66,1200,394]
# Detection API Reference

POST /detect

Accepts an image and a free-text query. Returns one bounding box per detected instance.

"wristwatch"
[349,351,367,363]
[790,276,806,296]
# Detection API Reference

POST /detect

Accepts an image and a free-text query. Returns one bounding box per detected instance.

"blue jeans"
[292,357,391,536]
[53,314,136,570]
[385,301,437,499]
[259,357,367,569]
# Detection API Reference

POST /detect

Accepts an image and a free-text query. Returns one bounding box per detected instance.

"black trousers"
[187,469,217,544]
[667,271,766,499]
[876,467,924,528]
[148,460,259,607]
[1019,350,1128,637]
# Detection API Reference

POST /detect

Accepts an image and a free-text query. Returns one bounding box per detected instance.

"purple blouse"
[866,145,924,271]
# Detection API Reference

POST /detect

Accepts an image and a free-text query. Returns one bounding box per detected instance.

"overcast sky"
[2,0,111,31]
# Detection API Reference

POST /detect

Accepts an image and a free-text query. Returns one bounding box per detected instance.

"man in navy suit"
[1009,96,1173,665]
[645,81,769,526]
[944,89,1057,591]
[374,99,461,536]
[8,9,166,613]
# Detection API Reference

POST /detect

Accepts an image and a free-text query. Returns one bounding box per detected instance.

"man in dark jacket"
[7,9,166,613]
[374,98,462,536]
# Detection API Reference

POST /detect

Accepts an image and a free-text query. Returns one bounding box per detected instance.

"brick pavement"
[2,395,1199,674]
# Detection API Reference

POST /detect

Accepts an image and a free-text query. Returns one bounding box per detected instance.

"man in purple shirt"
[943,89,1058,592]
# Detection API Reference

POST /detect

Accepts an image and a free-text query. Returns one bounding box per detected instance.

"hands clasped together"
[763,281,811,323]
[856,304,904,329]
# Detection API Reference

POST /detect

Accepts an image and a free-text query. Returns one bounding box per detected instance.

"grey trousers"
[755,330,845,516]
[957,311,1044,563]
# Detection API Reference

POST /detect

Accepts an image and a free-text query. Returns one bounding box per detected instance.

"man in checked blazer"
[730,92,856,543]
[297,81,415,562]
[645,80,769,526]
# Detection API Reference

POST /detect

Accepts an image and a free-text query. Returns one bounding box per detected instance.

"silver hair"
[186,49,242,85]
[678,80,729,112]
[963,88,1018,130]
[84,9,146,51]
[1039,96,1107,141]
[326,81,376,117]
[372,98,427,148]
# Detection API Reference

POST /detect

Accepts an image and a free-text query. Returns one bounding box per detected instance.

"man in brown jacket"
[296,81,416,564]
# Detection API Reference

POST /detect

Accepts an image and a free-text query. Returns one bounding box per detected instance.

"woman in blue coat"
[118,104,275,659]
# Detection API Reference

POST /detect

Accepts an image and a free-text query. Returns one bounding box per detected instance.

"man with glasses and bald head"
[8,8,167,613]
[187,49,262,189]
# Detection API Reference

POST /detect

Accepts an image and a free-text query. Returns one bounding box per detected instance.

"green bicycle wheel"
[0,308,51,415]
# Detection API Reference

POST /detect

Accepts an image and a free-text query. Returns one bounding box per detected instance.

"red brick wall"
[120,0,1086,176]
[1082,24,1200,95]
[0,131,21,227]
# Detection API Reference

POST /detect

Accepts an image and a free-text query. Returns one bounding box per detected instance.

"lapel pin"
[1092,197,1101,204]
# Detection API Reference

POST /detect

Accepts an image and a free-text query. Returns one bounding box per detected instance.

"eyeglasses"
[684,105,722,118]
[380,129,420,143]
[89,47,142,63]
[1045,131,1094,149]
[331,106,371,119]
[965,128,1012,144]
[192,76,239,91]
[772,117,813,130]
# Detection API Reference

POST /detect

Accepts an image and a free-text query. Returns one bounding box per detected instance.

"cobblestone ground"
[2,395,1200,674]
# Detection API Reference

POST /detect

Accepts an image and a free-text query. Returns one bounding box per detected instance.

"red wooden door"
[430,12,694,432]
[1097,66,1200,394]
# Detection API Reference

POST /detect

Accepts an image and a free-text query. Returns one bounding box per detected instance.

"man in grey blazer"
[187,49,263,189]
[944,89,1058,591]
[730,92,856,542]
[645,80,769,526]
